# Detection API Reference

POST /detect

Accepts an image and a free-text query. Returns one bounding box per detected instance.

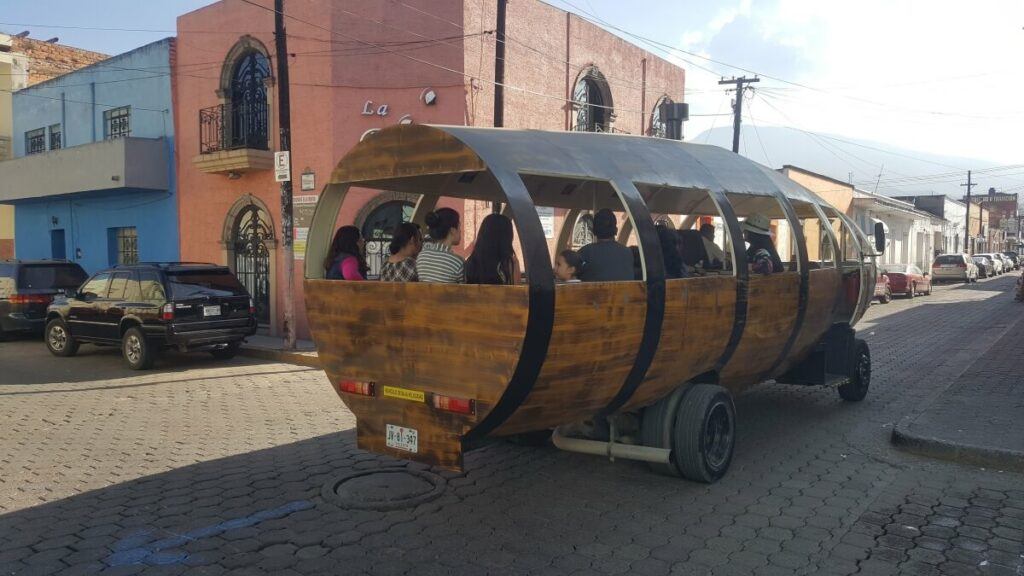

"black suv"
[45,263,258,369]
[1,259,88,338]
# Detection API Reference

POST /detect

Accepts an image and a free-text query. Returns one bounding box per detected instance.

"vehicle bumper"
[932,271,968,281]
[1,313,45,333]
[164,322,258,348]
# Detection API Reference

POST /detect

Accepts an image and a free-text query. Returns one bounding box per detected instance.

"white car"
[977,253,1004,275]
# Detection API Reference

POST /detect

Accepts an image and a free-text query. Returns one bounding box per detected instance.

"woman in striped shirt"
[416,208,465,284]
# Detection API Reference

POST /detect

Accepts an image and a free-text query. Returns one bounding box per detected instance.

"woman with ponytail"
[416,208,465,284]
[380,222,422,282]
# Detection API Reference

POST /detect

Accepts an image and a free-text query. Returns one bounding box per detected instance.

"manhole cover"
[321,468,447,511]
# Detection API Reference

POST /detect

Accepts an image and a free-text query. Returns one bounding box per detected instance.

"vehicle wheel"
[670,384,736,483]
[925,283,932,296]
[641,386,689,477]
[45,319,79,357]
[879,288,892,304]
[906,284,915,299]
[122,327,155,370]
[210,341,242,360]
[838,340,871,402]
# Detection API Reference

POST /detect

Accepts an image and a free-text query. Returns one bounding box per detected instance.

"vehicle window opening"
[790,202,836,269]
[725,193,799,275]
[634,183,735,277]
[820,205,859,266]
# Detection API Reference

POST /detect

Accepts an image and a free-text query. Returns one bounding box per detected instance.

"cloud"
[705,15,815,81]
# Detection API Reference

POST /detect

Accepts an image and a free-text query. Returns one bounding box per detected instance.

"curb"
[891,425,1024,473]
[238,346,322,369]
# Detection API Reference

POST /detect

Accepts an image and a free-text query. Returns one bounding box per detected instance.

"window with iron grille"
[104,106,131,139]
[25,128,46,155]
[110,227,139,265]
[48,124,62,150]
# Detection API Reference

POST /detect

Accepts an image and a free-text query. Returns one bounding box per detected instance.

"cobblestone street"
[1,275,1023,576]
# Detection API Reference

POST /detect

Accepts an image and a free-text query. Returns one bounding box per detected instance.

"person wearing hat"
[741,213,783,275]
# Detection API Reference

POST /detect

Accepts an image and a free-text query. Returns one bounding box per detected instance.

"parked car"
[0,259,87,338]
[993,253,1014,272]
[881,264,931,298]
[973,256,996,278]
[930,253,978,284]
[977,253,1005,275]
[1002,251,1020,270]
[44,263,258,369]
[874,271,892,303]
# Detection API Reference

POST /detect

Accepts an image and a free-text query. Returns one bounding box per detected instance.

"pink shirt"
[339,256,364,281]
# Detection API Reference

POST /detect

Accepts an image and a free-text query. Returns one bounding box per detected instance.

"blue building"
[0,38,179,273]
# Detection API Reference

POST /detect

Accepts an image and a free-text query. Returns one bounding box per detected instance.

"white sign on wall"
[537,206,554,239]
[274,151,291,182]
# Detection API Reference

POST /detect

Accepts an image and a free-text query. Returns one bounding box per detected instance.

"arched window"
[572,68,613,133]
[229,51,271,149]
[649,96,673,138]
[361,200,415,279]
[571,213,596,249]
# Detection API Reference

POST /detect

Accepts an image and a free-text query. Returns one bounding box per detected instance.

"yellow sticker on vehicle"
[382,386,426,403]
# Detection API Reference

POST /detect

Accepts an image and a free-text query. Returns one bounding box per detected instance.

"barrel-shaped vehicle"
[304,125,883,482]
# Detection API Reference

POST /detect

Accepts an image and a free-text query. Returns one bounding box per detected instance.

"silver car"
[931,254,978,283]
[977,253,1004,275]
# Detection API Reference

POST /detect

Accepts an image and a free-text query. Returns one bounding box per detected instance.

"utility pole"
[961,170,977,255]
[718,76,759,153]
[275,0,296,349]
[491,0,507,214]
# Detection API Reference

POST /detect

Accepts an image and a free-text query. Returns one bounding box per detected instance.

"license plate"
[385,424,418,453]
[203,305,221,317]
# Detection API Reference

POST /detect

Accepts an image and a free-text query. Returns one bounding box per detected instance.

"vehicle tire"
[838,339,870,402]
[879,287,892,304]
[45,319,79,357]
[122,327,155,370]
[670,384,736,483]
[641,385,689,477]
[906,284,915,299]
[925,283,932,296]
[210,341,242,360]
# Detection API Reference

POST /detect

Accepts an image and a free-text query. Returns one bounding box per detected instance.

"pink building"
[175,0,685,339]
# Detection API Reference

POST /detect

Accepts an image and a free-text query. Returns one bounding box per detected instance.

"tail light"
[248,298,256,315]
[959,262,967,268]
[432,393,476,415]
[339,380,375,396]
[9,294,52,304]
[161,303,174,321]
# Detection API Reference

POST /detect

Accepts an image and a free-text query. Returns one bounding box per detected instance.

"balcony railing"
[199,102,269,155]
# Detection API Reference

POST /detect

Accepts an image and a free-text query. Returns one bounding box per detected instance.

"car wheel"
[122,327,155,370]
[925,283,932,296]
[906,284,915,299]
[880,287,892,304]
[838,340,871,402]
[210,341,241,360]
[45,319,79,357]
[671,384,736,483]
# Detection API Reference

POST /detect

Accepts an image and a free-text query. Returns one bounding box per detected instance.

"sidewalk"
[892,305,1024,472]
[239,334,321,368]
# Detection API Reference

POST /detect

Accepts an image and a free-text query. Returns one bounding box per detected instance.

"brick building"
[0,32,108,259]
[175,0,685,339]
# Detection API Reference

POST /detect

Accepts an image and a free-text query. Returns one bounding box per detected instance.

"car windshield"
[973,257,988,263]
[167,270,249,299]
[882,265,909,274]
[933,255,961,265]
[17,264,87,289]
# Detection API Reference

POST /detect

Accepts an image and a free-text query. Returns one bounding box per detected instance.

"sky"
[3,0,1023,187]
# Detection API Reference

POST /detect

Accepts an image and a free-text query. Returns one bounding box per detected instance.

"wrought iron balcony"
[199,102,269,154]
[194,102,273,175]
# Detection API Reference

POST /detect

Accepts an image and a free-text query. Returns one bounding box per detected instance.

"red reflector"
[432,394,475,415]
[9,294,51,304]
[161,303,174,321]
[339,380,375,396]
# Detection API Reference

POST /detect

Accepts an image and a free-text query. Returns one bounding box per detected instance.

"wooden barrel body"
[304,125,875,470]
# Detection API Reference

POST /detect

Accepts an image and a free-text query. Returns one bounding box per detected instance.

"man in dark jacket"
[578,209,635,281]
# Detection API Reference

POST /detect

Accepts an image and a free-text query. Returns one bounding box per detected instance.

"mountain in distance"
[691,126,1017,200]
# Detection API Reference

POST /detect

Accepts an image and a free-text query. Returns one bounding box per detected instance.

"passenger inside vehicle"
[742,214,783,275]
[380,222,422,282]
[578,209,635,281]
[699,223,729,270]
[324,225,367,281]
[466,213,521,285]
[416,208,466,284]
[554,249,583,283]
[657,225,686,279]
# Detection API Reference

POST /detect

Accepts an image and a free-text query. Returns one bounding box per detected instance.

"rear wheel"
[906,284,915,299]
[838,340,871,402]
[879,287,892,304]
[671,384,736,483]
[122,327,155,370]
[641,386,689,477]
[210,341,242,360]
[45,319,79,357]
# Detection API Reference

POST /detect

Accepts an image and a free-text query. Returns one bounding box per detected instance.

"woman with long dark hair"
[466,213,520,285]
[380,222,422,282]
[324,225,368,280]
[416,207,465,283]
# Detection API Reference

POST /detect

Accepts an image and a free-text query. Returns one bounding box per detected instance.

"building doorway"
[232,204,272,325]
[361,200,414,279]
